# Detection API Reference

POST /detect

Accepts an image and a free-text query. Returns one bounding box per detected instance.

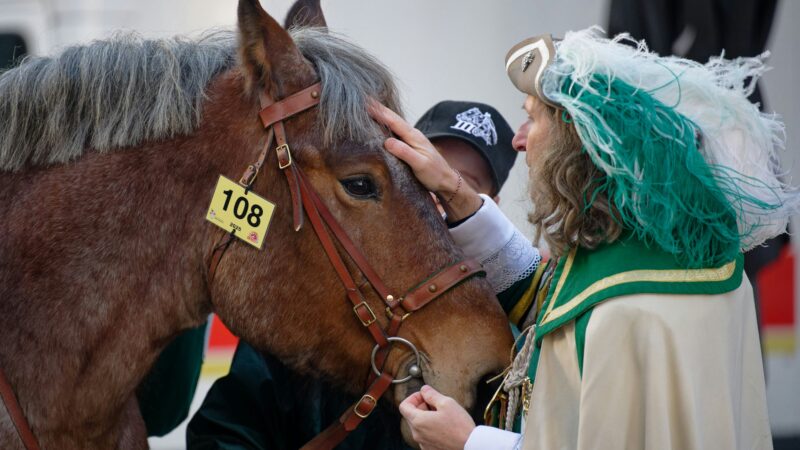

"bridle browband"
[209,81,485,449]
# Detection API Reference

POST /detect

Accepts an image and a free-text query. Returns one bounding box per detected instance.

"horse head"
[210,0,514,442]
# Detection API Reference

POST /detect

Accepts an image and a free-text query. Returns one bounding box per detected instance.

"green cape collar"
[534,235,743,343]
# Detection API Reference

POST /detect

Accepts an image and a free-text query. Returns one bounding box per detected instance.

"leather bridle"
[208,81,485,449]
[0,367,40,450]
[0,80,484,450]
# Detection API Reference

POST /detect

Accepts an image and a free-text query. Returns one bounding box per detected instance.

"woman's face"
[511,95,553,168]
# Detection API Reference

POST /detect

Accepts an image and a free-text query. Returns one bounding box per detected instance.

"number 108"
[222,190,264,227]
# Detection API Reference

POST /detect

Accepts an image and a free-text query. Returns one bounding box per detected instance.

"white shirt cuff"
[464,426,522,450]
[450,194,515,261]
[450,194,540,293]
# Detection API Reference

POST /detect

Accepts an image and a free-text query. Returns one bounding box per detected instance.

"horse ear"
[237,0,317,97]
[284,0,328,29]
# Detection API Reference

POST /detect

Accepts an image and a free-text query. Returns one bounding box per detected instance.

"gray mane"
[0,32,236,171]
[0,28,400,171]
[291,28,400,147]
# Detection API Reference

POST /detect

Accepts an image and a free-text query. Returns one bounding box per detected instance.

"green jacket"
[138,323,207,437]
[527,234,744,382]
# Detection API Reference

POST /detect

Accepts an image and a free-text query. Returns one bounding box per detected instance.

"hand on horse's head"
[368,100,455,191]
[399,385,476,450]
[369,100,483,222]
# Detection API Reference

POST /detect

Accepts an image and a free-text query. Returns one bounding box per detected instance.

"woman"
[371,28,791,450]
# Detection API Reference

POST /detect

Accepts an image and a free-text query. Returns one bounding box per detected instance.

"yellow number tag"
[206,176,276,249]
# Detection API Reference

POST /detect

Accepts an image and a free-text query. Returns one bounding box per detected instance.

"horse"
[0,0,514,448]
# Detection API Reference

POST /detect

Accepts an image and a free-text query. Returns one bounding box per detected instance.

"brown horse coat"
[0,1,513,448]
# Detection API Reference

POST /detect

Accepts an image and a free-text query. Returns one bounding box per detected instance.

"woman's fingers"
[384,137,427,168]
[368,100,425,145]
[403,392,429,410]
[368,99,439,163]
[400,392,429,421]
[399,387,477,450]
[370,98,460,194]
[419,385,451,410]
[368,99,402,130]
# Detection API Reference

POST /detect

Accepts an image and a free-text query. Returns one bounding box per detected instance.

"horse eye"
[341,176,378,199]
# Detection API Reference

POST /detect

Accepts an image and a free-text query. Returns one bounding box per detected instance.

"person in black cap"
[415,100,517,204]
[186,100,521,450]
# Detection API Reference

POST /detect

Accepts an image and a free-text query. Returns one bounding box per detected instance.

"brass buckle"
[239,165,257,186]
[353,302,376,327]
[276,144,292,169]
[354,394,377,419]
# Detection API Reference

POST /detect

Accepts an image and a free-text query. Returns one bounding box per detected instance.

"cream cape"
[521,278,771,450]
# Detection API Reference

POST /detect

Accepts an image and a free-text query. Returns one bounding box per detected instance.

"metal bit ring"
[370,336,421,384]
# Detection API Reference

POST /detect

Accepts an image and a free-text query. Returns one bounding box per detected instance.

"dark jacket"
[185,271,538,449]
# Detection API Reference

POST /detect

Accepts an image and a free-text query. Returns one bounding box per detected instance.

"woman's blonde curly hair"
[528,103,622,259]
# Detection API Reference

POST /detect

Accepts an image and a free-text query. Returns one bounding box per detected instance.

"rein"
[0,366,40,450]
[209,82,485,449]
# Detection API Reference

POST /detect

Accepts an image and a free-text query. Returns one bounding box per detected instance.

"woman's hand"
[369,101,458,192]
[369,101,482,222]
[399,385,476,450]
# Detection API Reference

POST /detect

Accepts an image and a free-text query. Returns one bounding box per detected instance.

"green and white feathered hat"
[506,27,798,268]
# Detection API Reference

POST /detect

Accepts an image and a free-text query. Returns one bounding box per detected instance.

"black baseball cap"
[415,101,517,195]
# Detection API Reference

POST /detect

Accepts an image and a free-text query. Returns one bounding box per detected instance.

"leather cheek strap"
[343,372,393,431]
[0,367,40,450]
[299,373,393,450]
[275,121,305,231]
[402,258,485,311]
[297,167,394,303]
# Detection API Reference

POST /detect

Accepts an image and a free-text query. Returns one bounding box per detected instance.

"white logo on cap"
[450,108,498,146]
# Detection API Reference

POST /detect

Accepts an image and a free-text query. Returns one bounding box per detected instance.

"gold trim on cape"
[540,252,736,326]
